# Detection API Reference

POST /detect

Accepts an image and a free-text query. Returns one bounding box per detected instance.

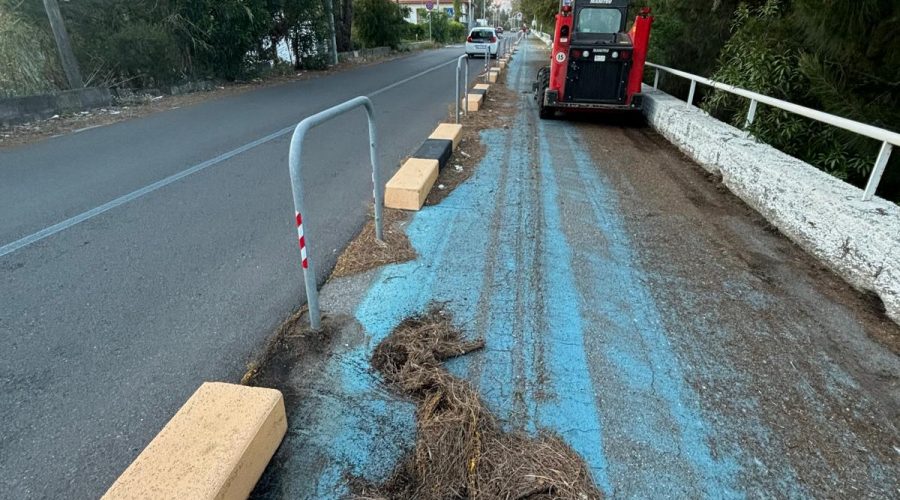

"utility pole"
[324,0,339,65]
[42,0,83,89]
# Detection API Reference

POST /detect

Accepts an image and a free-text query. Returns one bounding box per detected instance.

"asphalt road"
[0,46,481,498]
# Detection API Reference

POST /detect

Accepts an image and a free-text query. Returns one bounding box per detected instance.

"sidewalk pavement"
[253,38,900,499]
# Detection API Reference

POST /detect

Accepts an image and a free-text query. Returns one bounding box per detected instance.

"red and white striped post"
[287,96,384,330]
[295,212,308,269]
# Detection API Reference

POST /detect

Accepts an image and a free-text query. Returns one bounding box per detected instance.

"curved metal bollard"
[455,54,469,123]
[287,96,384,329]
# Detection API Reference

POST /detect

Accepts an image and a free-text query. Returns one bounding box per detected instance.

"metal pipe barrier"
[647,62,899,201]
[287,96,384,329]
[455,54,469,123]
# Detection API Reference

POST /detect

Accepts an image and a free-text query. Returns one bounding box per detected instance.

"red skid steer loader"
[534,0,653,119]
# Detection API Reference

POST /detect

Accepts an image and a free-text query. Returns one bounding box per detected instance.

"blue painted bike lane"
[259,36,900,499]
[270,39,749,498]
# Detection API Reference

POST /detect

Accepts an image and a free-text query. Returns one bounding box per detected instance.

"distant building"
[398,0,473,26]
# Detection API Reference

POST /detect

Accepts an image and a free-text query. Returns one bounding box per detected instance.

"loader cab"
[572,1,627,43]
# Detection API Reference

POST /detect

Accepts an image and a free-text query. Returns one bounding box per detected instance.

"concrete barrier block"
[462,93,483,111]
[474,83,490,93]
[413,139,453,169]
[385,158,439,210]
[499,61,506,70]
[429,123,463,150]
[488,71,499,83]
[103,382,286,500]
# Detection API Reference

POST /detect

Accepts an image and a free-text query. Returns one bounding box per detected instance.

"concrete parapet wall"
[642,86,900,325]
[0,87,112,127]
[338,46,391,63]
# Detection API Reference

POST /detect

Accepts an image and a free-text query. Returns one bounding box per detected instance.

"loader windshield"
[575,8,623,34]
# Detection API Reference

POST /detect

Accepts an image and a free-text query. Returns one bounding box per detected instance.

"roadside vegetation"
[517,0,899,199]
[0,0,465,96]
[0,6,62,97]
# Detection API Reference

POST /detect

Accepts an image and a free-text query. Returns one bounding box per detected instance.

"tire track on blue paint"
[550,124,741,497]
[474,47,538,426]
[510,37,543,436]
[505,37,537,431]
[534,121,613,494]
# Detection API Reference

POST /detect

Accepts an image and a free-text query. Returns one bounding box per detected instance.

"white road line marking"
[0,55,461,259]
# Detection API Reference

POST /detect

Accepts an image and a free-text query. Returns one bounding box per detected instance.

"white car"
[465,27,499,58]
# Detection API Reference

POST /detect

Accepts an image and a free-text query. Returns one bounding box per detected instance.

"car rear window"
[470,29,494,40]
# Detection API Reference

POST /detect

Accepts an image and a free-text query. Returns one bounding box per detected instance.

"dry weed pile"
[332,208,416,278]
[360,309,602,500]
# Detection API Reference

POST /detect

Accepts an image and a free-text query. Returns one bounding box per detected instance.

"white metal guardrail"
[646,62,898,201]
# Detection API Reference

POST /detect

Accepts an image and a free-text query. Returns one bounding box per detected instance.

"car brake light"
[620,50,632,60]
[491,36,497,43]
[467,36,473,42]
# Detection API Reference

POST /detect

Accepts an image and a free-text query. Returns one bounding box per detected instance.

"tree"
[354,0,405,48]
[335,0,353,51]
[639,0,744,79]
[0,4,64,96]
[706,0,900,197]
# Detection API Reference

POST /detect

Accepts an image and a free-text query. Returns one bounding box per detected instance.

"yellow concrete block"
[498,61,506,70]
[488,70,499,83]
[462,93,483,111]
[103,382,287,500]
[429,123,463,150]
[385,158,439,211]
[474,83,490,92]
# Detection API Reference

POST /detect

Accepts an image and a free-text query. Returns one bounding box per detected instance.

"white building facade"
[399,0,473,26]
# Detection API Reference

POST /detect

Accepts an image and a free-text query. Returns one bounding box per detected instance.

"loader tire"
[536,66,553,120]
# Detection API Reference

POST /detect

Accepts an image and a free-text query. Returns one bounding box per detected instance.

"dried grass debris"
[360,309,602,500]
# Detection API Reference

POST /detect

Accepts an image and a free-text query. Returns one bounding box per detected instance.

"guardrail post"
[745,99,758,129]
[288,96,384,329]
[862,142,892,201]
[483,46,490,82]
[687,80,697,107]
[653,69,660,89]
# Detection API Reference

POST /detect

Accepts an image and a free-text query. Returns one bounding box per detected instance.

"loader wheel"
[539,102,554,120]
[536,66,553,120]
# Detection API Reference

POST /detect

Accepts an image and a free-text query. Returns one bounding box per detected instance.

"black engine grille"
[564,57,629,103]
